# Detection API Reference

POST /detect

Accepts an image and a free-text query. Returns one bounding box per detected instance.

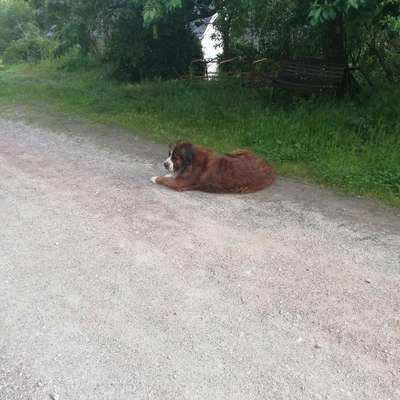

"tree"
[310,0,400,79]
[24,0,202,79]
[0,0,35,55]
[210,0,399,81]
[7,0,398,81]
[102,1,201,80]
[212,0,320,59]
[3,23,57,64]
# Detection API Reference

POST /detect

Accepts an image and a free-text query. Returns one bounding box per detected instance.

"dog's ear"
[181,143,195,166]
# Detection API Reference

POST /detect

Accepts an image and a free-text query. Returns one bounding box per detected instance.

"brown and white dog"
[150,141,276,193]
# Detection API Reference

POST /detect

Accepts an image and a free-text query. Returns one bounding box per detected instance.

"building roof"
[190,14,218,40]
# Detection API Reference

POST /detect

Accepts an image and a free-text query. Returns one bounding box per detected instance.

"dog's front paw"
[150,176,159,184]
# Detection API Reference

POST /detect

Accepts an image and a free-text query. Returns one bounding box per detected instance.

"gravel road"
[0,118,399,400]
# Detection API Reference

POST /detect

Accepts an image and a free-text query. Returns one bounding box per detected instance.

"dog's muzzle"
[163,157,174,173]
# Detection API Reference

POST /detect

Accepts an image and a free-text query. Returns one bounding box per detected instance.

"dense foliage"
[0,0,399,80]
[101,1,202,80]
[26,0,203,79]
[0,0,34,54]
[0,0,202,78]
[2,23,56,64]
[214,0,400,80]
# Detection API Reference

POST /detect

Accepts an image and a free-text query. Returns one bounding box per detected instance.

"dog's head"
[164,142,195,174]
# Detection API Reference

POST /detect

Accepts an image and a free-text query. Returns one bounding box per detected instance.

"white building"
[191,13,223,78]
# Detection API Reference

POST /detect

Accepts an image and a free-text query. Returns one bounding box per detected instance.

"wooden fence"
[185,57,278,81]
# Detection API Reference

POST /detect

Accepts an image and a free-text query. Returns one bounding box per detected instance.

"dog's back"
[198,148,276,193]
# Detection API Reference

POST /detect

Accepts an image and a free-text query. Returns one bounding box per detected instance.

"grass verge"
[0,60,399,206]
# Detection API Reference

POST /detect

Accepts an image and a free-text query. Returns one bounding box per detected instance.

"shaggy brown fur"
[152,142,276,193]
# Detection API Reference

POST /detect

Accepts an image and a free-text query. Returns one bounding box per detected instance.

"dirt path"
[0,118,399,400]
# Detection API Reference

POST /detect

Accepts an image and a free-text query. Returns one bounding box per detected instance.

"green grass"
[0,60,399,206]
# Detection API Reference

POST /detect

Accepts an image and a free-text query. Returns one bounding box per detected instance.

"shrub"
[56,47,103,72]
[3,26,58,65]
[104,4,202,81]
[0,0,34,55]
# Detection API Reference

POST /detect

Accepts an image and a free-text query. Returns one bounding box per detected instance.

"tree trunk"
[322,15,347,64]
[322,15,350,94]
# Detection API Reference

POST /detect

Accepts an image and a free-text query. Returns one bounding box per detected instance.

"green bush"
[104,4,202,81]
[0,0,34,55]
[56,47,103,72]
[3,27,58,65]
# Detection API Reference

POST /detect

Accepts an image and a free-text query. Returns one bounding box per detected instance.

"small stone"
[314,343,322,349]
[365,279,371,284]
